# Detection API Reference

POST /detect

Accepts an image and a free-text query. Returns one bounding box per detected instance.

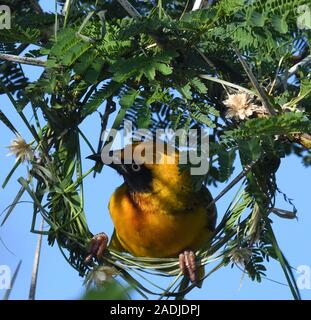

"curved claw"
[84,232,109,264]
[179,250,198,283]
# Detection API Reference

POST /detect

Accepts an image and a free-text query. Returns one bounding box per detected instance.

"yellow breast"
[108,183,214,257]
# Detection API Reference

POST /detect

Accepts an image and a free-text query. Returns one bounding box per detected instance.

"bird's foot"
[84,232,109,264]
[179,250,198,283]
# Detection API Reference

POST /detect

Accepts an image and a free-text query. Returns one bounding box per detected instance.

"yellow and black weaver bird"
[86,140,217,283]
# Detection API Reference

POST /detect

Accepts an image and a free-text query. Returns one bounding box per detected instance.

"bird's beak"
[87,152,126,174]
[86,153,102,162]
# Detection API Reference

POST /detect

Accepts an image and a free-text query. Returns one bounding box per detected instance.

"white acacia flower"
[223,92,264,120]
[228,247,252,267]
[93,266,119,285]
[6,135,34,163]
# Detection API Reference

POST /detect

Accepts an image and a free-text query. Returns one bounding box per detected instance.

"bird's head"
[87,140,192,194]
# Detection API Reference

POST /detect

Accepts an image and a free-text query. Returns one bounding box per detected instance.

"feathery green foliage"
[0,0,310,299]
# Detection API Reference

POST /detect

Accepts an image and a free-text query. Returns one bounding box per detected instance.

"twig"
[206,158,259,210]
[3,260,22,300]
[269,56,285,94]
[192,0,205,10]
[271,208,297,220]
[195,47,216,70]
[274,55,311,89]
[234,47,276,115]
[287,54,311,77]
[30,0,43,14]
[28,218,44,300]
[116,0,142,19]
[0,236,16,257]
[97,105,113,153]
[199,74,255,95]
[196,49,230,94]
[192,0,215,9]
[62,0,71,16]
[0,53,46,67]
[62,0,72,27]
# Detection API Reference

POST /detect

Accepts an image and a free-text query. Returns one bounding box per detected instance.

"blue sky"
[0,0,311,300]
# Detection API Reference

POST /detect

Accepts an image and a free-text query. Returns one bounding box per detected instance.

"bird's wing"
[108,229,127,252]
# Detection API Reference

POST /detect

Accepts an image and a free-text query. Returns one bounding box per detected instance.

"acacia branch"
[0,53,46,67]
[234,47,276,115]
[192,0,205,10]
[116,0,142,19]
[29,218,44,300]
[274,55,311,89]
[206,158,259,210]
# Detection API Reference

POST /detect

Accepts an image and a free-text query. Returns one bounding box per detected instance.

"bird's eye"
[131,164,141,172]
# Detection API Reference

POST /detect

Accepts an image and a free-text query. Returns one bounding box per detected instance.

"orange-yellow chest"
[108,184,211,258]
